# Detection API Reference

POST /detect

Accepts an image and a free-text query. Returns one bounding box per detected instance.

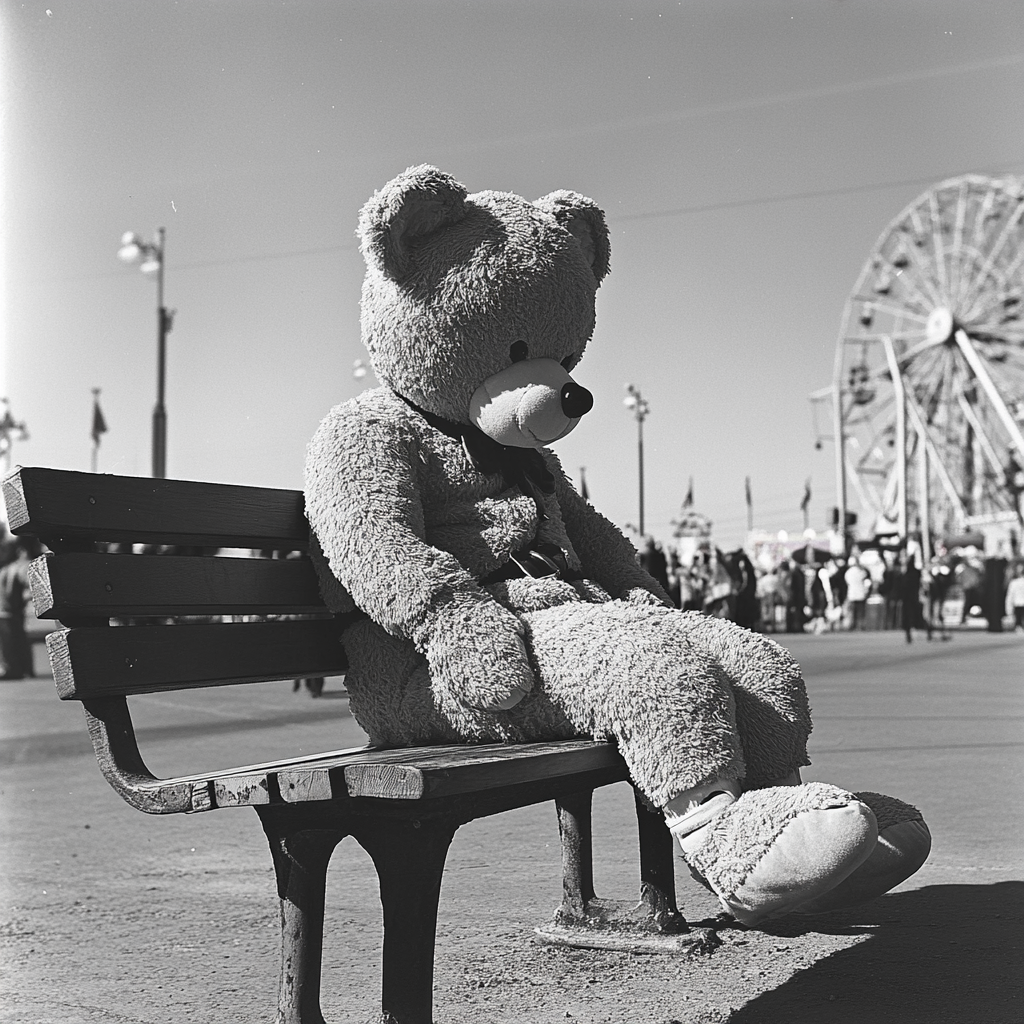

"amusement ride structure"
[813,174,1024,554]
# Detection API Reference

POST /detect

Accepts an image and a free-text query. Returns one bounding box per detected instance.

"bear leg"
[670,612,813,788]
[521,601,747,807]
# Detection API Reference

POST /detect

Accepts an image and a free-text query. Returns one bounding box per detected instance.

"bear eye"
[509,341,529,363]
[561,354,577,371]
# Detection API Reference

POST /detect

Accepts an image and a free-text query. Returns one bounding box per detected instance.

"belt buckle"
[510,549,560,579]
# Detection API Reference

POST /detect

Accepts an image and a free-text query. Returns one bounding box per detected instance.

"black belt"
[480,543,577,584]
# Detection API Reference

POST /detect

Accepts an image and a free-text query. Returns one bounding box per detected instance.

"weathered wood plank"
[277,768,335,804]
[31,551,326,619]
[48,619,348,699]
[342,740,626,800]
[276,741,624,803]
[4,466,309,549]
[214,774,271,807]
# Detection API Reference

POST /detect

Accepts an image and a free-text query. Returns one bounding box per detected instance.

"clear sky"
[3,0,1022,550]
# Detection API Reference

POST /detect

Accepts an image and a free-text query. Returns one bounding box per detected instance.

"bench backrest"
[3,466,349,701]
[3,466,627,818]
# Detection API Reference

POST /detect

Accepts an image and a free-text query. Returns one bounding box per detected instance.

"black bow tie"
[394,391,555,515]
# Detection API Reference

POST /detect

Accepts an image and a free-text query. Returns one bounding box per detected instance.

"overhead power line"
[35,155,1024,283]
[166,158,1024,274]
[461,52,1024,154]
[615,161,1024,224]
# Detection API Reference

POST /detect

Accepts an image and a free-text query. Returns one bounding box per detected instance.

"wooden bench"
[3,466,713,1024]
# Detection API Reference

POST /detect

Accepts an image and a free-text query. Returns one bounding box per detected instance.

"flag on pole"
[683,477,694,509]
[744,476,752,508]
[91,390,108,444]
[579,466,589,501]
[745,476,753,531]
[800,478,812,513]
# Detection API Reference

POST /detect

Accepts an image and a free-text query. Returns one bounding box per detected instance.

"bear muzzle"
[469,357,594,448]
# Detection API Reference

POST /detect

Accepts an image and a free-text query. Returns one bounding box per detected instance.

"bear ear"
[534,190,610,285]
[358,164,468,280]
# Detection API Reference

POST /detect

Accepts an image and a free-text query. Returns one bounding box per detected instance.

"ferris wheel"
[817,173,1024,551]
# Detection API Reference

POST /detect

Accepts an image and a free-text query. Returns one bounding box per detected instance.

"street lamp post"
[118,227,173,478]
[624,384,650,537]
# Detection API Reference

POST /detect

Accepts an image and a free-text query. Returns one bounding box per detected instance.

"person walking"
[0,540,36,680]
[786,560,806,633]
[901,537,932,643]
[1006,564,1024,632]
[844,555,870,631]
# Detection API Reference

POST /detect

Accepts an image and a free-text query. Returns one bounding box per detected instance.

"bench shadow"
[717,882,1023,1024]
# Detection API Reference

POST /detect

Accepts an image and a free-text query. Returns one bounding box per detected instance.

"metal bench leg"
[555,788,596,917]
[258,810,346,1024]
[535,786,718,954]
[356,816,458,1024]
[633,787,685,930]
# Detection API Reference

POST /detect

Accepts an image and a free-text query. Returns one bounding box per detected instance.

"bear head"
[357,164,610,447]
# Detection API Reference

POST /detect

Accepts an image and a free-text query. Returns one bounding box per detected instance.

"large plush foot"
[667,782,877,926]
[790,791,931,915]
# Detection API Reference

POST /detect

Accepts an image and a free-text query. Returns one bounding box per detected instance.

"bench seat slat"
[345,740,626,799]
[4,467,309,549]
[132,740,625,811]
[31,552,327,618]
[49,620,347,699]
[278,739,626,802]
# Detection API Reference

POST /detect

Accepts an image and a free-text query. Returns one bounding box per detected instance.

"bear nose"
[560,382,594,419]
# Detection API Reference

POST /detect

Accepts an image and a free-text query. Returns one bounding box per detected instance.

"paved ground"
[1,628,1022,1023]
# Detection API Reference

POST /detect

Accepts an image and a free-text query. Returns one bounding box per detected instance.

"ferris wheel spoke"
[851,296,930,324]
[927,192,950,302]
[973,185,997,246]
[956,392,1007,479]
[842,328,928,347]
[997,245,1024,292]
[905,390,968,523]
[897,225,946,307]
[908,347,949,423]
[961,199,1024,313]
[950,180,970,303]
[881,256,940,317]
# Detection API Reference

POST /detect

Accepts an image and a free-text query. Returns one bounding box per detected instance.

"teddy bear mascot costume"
[305,165,930,926]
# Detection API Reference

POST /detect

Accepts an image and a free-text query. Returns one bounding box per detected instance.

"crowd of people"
[639,535,1024,640]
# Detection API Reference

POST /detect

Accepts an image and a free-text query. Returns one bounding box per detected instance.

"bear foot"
[789,791,931,915]
[670,782,878,926]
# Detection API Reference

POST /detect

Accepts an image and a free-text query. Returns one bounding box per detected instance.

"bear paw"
[790,791,931,915]
[426,624,535,712]
[677,782,878,926]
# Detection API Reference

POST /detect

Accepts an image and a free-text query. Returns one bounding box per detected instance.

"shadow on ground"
[725,882,1023,1023]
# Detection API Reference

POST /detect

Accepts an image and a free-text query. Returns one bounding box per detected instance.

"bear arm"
[304,414,518,652]
[552,466,671,605]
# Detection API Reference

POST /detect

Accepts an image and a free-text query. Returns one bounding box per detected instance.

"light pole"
[0,398,29,474]
[624,384,650,537]
[118,228,173,478]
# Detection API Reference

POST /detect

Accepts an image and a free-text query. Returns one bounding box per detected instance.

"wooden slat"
[48,619,348,700]
[346,740,626,799]
[30,551,327,619]
[276,740,626,802]
[3,466,309,549]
